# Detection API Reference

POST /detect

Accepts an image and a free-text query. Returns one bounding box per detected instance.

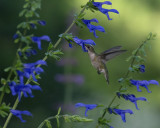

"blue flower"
[23,60,47,81]
[25,49,37,57]
[75,103,97,117]
[139,65,145,73]
[9,82,42,101]
[92,1,112,8]
[108,108,133,122]
[117,93,147,110]
[72,37,96,52]
[82,18,105,38]
[18,49,37,57]
[31,35,51,49]
[92,1,119,20]
[38,20,46,26]
[9,70,42,101]
[18,51,22,56]
[13,34,19,39]
[10,109,32,122]
[130,80,159,93]
[30,23,36,29]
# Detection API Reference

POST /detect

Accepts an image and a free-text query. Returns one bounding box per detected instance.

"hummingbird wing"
[99,49,127,63]
[100,46,122,55]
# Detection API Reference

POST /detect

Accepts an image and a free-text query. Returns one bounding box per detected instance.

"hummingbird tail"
[105,73,109,85]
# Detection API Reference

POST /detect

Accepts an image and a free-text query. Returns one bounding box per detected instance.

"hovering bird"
[85,45,127,84]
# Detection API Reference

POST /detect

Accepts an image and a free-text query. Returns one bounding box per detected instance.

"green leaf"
[0,85,10,94]
[118,78,124,83]
[34,12,40,17]
[0,110,8,118]
[45,120,52,128]
[23,3,29,8]
[128,67,135,72]
[86,1,98,11]
[0,103,11,118]
[98,117,111,127]
[135,56,145,62]
[47,50,64,60]
[19,9,27,17]
[17,22,30,29]
[31,80,40,85]
[15,59,23,67]
[119,88,127,92]
[48,43,54,51]
[53,50,64,55]
[132,48,138,55]
[31,1,41,11]
[1,78,7,85]
[25,10,34,18]
[57,107,61,115]
[14,39,20,43]
[63,115,93,123]
[96,104,104,107]
[23,46,31,51]
[74,13,86,28]
[140,45,146,56]
[5,87,10,94]
[59,33,74,41]
[126,56,133,62]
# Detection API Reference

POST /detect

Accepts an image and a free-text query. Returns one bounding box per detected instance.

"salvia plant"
[0,0,159,128]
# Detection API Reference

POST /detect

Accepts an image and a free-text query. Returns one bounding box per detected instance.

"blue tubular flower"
[75,103,97,117]
[30,23,36,29]
[73,37,96,52]
[38,20,46,26]
[139,65,145,73]
[9,71,42,100]
[92,1,119,20]
[31,35,51,49]
[23,60,47,81]
[92,1,112,8]
[13,34,19,39]
[8,81,17,96]
[8,81,42,100]
[16,70,24,84]
[108,108,133,122]
[10,70,42,100]
[130,80,159,93]
[18,51,22,56]
[10,109,32,122]
[25,49,37,57]
[82,18,105,38]
[117,93,147,110]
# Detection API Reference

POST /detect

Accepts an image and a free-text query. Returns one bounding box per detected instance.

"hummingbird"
[85,45,127,84]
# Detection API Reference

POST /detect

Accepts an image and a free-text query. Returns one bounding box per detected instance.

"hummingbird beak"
[85,45,89,52]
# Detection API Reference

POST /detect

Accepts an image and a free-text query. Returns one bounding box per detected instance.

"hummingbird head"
[85,45,95,53]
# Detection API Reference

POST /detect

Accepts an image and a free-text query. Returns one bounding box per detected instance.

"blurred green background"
[0,0,160,128]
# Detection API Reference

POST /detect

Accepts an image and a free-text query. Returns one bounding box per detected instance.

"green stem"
[38,115,63,128]
[98,40,148,127]
[53,21,75,49]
